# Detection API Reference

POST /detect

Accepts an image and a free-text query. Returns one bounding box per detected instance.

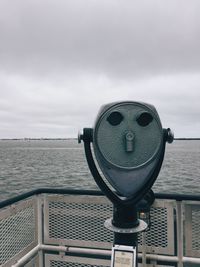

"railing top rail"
[0,187,200,209]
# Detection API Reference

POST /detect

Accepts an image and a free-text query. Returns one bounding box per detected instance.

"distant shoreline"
[0,138,200,141]
[174,138,200,140]
[0,138,77,141]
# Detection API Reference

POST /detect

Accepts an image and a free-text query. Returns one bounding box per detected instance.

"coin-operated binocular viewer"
[78,101,173,267]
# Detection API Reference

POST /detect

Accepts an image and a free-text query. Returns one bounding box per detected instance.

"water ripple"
[0,140,199,201]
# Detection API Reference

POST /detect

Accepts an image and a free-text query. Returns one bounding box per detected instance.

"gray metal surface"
[44,195,113,249]
[138,199,175,255]
[94,102,163,169]
[0,198,38,267]
[185,201,200,257]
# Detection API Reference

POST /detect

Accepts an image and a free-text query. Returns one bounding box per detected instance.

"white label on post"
[111,245,136,267]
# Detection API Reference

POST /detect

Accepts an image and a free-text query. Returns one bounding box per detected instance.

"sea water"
[0,139,199,201]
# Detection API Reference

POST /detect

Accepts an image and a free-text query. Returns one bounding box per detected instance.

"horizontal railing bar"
[0,188,41,209]
[11,245,40,267]
[0,188,103,209]
[40,244,111,256]
[155,193,200,201]
[40,244,200,264]
[1,188,200,209]
[183,257,200,264]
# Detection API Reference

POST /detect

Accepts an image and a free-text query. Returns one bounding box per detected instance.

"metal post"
[113,204,138,247]
[111,204,139,267]
[37,195,44,267]
[176,201,183,267]
[141,231,147,267]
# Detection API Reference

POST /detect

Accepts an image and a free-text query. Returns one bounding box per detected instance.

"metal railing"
[1,188,200,267]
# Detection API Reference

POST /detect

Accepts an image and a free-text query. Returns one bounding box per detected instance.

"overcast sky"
[0,0,200,138]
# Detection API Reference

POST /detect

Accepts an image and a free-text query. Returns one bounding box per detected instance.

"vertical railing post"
[141,231,147,267]
[176,200,183,267]
[37,194,44,267]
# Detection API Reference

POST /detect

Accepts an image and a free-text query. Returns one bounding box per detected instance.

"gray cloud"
[0,0,200,138]
[1,0,200,77]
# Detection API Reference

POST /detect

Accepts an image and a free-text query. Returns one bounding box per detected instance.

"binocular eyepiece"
[79,101,173,205]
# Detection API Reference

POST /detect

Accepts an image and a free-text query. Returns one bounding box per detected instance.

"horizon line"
[0,137,200,140]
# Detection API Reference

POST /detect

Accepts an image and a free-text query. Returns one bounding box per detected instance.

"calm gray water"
[0,139,199,201]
